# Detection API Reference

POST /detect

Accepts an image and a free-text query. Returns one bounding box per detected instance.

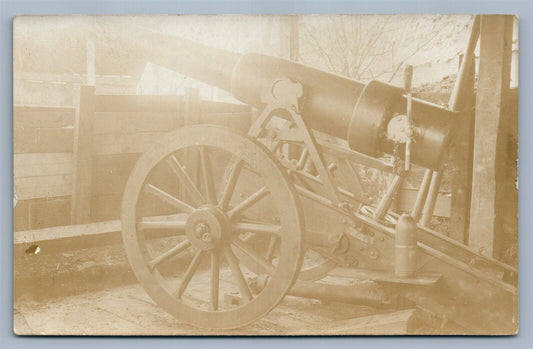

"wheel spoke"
[210,250,220,311]
[232,222,281,236]
[218,159,244,211]
[148,239,192,271]
[200,147,217,205]
[227,187,269,220]
[167,155,205,207]
[232,239,275,275]
[174,250,204,298]
[265,236,279,262]
[144,184,195,214]
[223,246,253,301]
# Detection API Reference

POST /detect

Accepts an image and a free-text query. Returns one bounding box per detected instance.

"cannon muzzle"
[106,28,455,170]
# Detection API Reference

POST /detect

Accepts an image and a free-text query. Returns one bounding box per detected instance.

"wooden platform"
[14,280,423,335]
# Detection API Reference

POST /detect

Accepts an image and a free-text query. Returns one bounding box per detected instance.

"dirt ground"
[14,281,391,336]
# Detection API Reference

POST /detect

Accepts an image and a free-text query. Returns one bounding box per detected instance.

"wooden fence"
[14,87,251,232]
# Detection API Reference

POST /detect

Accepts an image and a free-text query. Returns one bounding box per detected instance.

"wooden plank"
[86,37,95,86]
[469,15,514,258]
[90,193,123,222]
[94,95,183,113]
[14,153,72,178]
[449,59,475,242]
[27,198,71,231]
[14,72,86,84]
[70,85,95,224]
[93,112,180,134]
[14,174,72,200]
[14,220,121,244]
[14,72,138,86]
[13,106,75,128]
[91,153,140,195]
[93,132,168,155]
[293,309,417,335]
[280,15,299,61]
[500,88,519,265]
[13,126,73,154]
[13,200,30,231]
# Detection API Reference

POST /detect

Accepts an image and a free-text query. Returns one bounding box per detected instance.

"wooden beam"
[468,15,514,258]
[86,37,96,86]
[14,153,72,178]
[70,85,96,224]
[93,132,170,155]
[449,59,476,242]
[13,106,75,128]
[418,17,480,231]
[280,15,299,61]
[14,220,121,245]
[280,16,300,160]
[93,111,178,134]
[13,127,73,154]
[15,175,72,201]
[449,16,479,243]
[94,95,183,113]
[293,309,417,335]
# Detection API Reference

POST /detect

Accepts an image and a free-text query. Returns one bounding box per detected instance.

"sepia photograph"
[13,14,518,335]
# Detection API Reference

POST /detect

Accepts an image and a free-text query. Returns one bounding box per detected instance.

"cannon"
[113,25,517,333]
[104,28,452,171]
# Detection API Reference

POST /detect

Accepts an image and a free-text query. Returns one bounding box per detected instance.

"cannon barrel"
[107,28,455,170]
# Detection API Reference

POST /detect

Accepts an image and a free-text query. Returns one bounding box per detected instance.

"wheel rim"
[121,126,304,329]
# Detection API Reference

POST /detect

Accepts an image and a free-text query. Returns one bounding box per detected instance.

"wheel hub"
[185,206,230,251]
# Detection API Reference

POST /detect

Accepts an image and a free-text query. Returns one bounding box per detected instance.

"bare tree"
[299,15,464,83]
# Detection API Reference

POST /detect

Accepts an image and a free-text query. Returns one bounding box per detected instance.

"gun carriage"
[111,24,518,333]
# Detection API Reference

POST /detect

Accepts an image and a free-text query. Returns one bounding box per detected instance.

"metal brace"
[248,77,344,208]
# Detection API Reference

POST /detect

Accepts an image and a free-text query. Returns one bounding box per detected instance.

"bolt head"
[201,232,213,243]
[195,223,208,236]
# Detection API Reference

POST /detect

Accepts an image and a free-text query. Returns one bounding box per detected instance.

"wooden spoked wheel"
[121,126,305,329]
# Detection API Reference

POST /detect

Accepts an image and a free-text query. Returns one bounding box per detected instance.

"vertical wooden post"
[449,15,480,243]
[86,37,96,86]
[280,16,301,160]
[289,16,299,61]
[70,85,96,223]
[468,15,513,258]
[419,16,479,232]
[280,16,299,61]
[449,61,475,242]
